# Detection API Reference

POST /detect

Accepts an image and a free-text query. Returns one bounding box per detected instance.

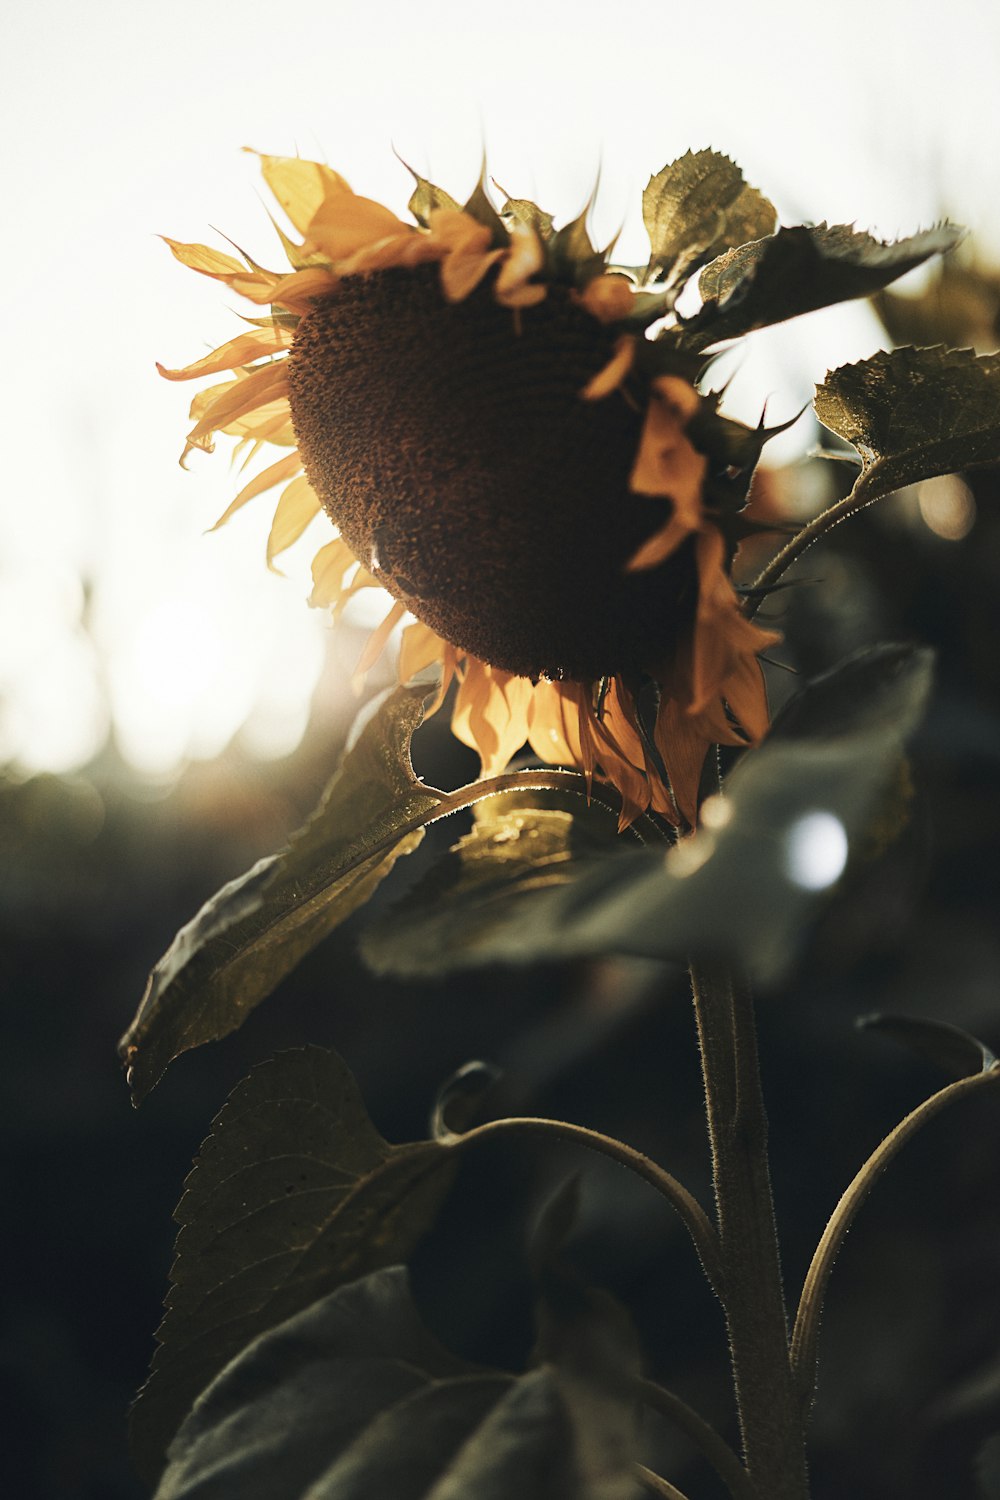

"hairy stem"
[636,1378,753,1499]
[690,962,810,1500]
[791,1062,1000,1409]
[748,468,881,609]
[634,1463,692,1499]
[455,1116,723,1296]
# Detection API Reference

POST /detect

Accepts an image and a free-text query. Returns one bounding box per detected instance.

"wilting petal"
[266,475,321,568]
[158,327,292,382]
[183,363,290,455]
[577,273,634,323]
[428,209,503,302]
[452,660,532,776]
[581,335,636,401]
[720,652,771,742]
[527,679,586,765]
[210,451,302,530]
[161,238,248,280]
[630,377,707,527]
[654,696,711,829]
[690,530,779,712]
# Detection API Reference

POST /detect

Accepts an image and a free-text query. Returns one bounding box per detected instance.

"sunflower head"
[159,150,794,828]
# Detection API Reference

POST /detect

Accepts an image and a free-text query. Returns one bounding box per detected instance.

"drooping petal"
[309,536,359,609]
[452,660,532,777]
[627,377,707,567]
[210,451,303,530]
[527,679,586,765]
[157,327,292,382]
[183,363,290,456]
[654,696,712,829]
[580,335,637,401]
[353,600,407,680]
[266,475,321,568]
[690,530,779,713]
[428,209,503,302]
[398,621,446,682]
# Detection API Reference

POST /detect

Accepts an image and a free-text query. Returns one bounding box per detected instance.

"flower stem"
[747,468,880,608]
[689,961,810,1499]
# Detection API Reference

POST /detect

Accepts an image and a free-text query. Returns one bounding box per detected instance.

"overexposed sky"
[2,0,998,775]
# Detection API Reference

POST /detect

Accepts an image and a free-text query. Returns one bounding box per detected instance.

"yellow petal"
[252,151,352,235]
[494,224,547,309]
[398,621,446,683]
[527,679,586,766]
[309,536,359,608]
[161,237,246,279]
[183,363,290,456]
[266,475,321,568]
[210,451,302,530]
[354,600,407,679]
[306,188,411,263]
[157,327,291,382]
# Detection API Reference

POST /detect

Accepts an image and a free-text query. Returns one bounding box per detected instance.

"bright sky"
[2,0,998,776]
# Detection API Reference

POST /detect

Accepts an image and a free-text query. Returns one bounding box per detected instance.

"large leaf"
[118,687,445,1102]
[133,1048,460,1484]
[680,221,964,349]
[155,1264,645,1500]
[367,645,933,986]
[360,787,646,977]
[814,345,1000,503]
[642,149,776,280]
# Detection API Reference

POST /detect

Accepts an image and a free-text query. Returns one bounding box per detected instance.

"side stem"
[689,961,810,1500]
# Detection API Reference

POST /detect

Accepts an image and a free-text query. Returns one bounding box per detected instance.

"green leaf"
[360,786,647,978]
[814,345,1000,503]
[642,149,777,281]
[133,1049,460,1485]
[118,686,445,1103]
[154,1261,645,1499]
[405,172,461,227]
[682,221,964,349]
[857,1013,997,1079]
[368,645,934,986]
[548,202,607,287]
[496,188,555,241]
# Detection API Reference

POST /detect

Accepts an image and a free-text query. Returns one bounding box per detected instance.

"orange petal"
[494,223,547,309]
[527,679,586,766]
[183,363,290,455]
[210,451,303,530]
[398,621,446,682]
[266,475,321,568]
[577,273,634,323]
[452,660,532,776]
[654,697,711,829]
[581,335,636,401]
[306,188,412,263]
[630,377,707,507]
[161,237,247,279]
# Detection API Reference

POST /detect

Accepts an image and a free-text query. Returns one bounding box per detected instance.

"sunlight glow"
[784,812,849,891]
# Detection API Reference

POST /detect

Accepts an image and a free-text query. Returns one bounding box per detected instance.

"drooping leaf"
[368,645,933,986]
[681,221,964,349]
[154,1260,645,1500]
[360,786,647,978]
[118,687,445,1102]
[642,149,776,280]
[814,345,1000,504]
[857,1013,997,1079]
[133,1049,460,1484]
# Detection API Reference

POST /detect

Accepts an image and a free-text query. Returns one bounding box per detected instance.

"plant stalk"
[689,961,810,1500]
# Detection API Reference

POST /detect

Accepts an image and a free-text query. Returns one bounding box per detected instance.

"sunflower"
[159,151,781,829]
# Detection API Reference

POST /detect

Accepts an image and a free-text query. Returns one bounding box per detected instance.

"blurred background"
[2,1,1000,1495]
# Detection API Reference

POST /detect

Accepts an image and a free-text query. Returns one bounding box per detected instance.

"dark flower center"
[288,265,696,681]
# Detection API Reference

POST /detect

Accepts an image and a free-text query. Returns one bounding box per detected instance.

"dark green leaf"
[119,686,444,1102]
[134,1049,459,1484]
[857,1013,997,1079]
[548,202,606,286]
[978,1434,1000,1499]
[642,149,777,280]
[369,645,933,986]
[682,221,964,349]
[361,785,644,978]
[155,1264,644,1499]
[463,165,509,247]
[814,345,1000,504]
